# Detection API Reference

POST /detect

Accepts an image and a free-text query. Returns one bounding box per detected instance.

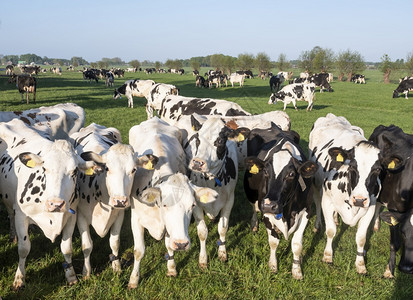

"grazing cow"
[105,71,115,87]
[83,70,99,83]
[351,74,366,84]
[9,74,37,104]
[113,69,125,78]
[6,65,14,75]
[236,70,253,78]
[368,125,413,277]
[399,76,413,83]
[195,75,208,88]
[0,103,85,141]
[113,79,156,108]
[308,73,333,92]
[22,65,40,75]
[392,79,413,99]
[269,74,285,93]
[192,70,199,76]
[0,119,101,290]
[127,117,218,288]
[309,113,382,274]
[268,83,316,111]
[70,123,158,279]
[229,73,246,87]
[244,124,318,279]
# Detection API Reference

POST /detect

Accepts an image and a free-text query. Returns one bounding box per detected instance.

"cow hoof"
[269,264,278,273]
[12,281,25,291]
[128,282,138,290]
[356,266,367,275]
[199,263,208,270]
[112,261,122,273]
[292,270,303,280]
[167,269,177,277]
[383,266,394,278]
[322,255,333,264]
[68,277,78,286]
[313,227,319,233]
[251,225,259,233]
[218,250,227,262]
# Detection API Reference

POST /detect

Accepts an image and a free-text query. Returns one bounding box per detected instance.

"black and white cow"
[236,70,254,78]
[6,65,14,75]
[392,79,413,99]
[113,79,156,108]
[70,123,158,280]
[368,125,413,277]
[244,123,318,279]
[309,113,382,274]
[269,73,285,93]
[105,71,115,87]
[268,83,316,111]
[308,73,333,92]
[351,74,366,84]
[83,70,99,83]
[0,119,101,290]
[9,74,37,104]
[127,117,218,288]
[195,75,208,88]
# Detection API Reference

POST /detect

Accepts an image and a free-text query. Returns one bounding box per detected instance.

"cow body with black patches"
[351,74,366,84]
[309,113,382,274]
[113,79,155,108]
[269,74,285,93]
[70,123,158,279]
[244,124,317,279]
[308,73,333,92]
[268,83,316,111]
[393,78,413,99]
[127,117,217,288]
[0,119,100,290]
[369,125,413,277]
[9,74,37,104]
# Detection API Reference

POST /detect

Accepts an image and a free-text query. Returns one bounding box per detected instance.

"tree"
[274,53,291,72]
[155,61,161,70]
[380,54,393,84]
[190,58,200,71]
[129,59,141,69]
[222,56,236,74]
[210,54,226,71]
[298,46,335,73]
[335,50,366,81]
[405,52,413,75]
[97,60,108,69]
[255,52,272,72]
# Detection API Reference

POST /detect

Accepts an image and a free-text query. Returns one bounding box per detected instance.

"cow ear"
[298,161,318,178]
[190,114,203,132]
[139,187,161,207]
[192,185,219,204]
[328,147,348,163]
[380,211,405,226]
[136,154,159,170]
[245,157,265,174]
[382,155,404,172]
[235,127,250,143]
[81,151,104,164]
[19,152,43,168]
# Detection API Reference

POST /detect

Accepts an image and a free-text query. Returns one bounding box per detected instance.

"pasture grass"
[1,67,413,299]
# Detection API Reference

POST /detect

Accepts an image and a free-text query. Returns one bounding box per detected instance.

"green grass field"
[1,68,413,299]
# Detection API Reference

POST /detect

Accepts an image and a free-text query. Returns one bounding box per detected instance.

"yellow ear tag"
[192,125,196,131]
[145,160,154,170]
[84,168,94,176]
[26,159,36,168]
[250,164,259,174]
[336,153,344,162]
[237,133,245,142]
[200,194,208,203]
[388,160,396,169]
[148,193,156,203]
[390,216,399,226]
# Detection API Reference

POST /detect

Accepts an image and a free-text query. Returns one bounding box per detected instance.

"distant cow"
[393,79,413,99]
[195,75,208,88]
[269,74,285,93]
[308,73,333,92]
[236,70,253,78]
[83,70,98,83]
[6,65,14,75]
[351,74,366,84]
[268,83,316,111]
[229,73,246,87]
[113,79,156,108]
[9,74,37,104]
[105,71,115,87]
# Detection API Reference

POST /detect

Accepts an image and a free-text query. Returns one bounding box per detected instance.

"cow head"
[268,93,277,104]
[138,173,218,251]
[245,141,318,216]
[81,144,158,209]
[327,141,381,208]
[393,90,399,98]
[18,140,100,213]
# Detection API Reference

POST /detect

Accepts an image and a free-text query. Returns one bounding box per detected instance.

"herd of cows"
[1,67,413,292]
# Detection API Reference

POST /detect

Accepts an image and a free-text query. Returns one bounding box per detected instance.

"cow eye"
[286,171,295,179]
[131,167,137,174]
[105,167,109,172]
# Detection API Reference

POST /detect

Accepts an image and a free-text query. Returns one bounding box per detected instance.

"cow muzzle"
[45,199,67,213]
[110,196,130,208]
[171,239,190,251]
[261,198,281,215]
[189,158,208,173]
[352,196,369,208]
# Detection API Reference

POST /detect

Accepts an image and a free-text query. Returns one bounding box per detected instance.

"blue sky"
[1,0,412,63]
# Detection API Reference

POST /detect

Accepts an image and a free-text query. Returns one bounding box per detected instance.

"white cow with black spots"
[113,79,156,108]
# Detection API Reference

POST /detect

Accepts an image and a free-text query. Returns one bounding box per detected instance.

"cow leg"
[264,218,280,273]
[146,104,154,120]
[109,210,125,274]
[354,208,375,274]
[373,203,383,232]
[313,187,323,233]
[322,200,336,264]
[384,224,401,278]
[127,95,133,108]
[60,214,78,285]
[5,205,17,243]
[77,214,93,279]
[26,91,29,105]
[250,201,259,232]
[291,212,309,280]
[128,213,145,289]
[20,93,24,103]
[217,194,234,262]
[13,214,30,290]
[193,207,208,268]
[164,234,177,277]
[293,99,298,111]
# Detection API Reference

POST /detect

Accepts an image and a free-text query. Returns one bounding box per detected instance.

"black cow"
[83,70,99,83]
[269,74,285,93]
[393,79,413,99]
[369,125,413,277]
[309,73,333,92]
[9,75,37,104]
[236,70,254,79]
[244,123,317,279]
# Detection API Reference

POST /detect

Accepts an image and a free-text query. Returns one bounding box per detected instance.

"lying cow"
[127,117,217,288]
[393,78,413,99]
[244,124,318,279]
[70,123,158,279]
[351,74,366,84]
[0,119,100,290]
[369,125,413,277]
[9,74,37,104]
[113,79,156,108]
[309,113,382,274]
[268,83,316,111]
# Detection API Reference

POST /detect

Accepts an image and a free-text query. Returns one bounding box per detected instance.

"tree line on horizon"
[1,47,412,83]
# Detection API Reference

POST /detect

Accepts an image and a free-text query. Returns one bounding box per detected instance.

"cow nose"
[45,199,66,212]
[261,198,280,214]
[110,196,130,208]
[190,158,208,173]
[352,196,369,208]
[172,240,190,251]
